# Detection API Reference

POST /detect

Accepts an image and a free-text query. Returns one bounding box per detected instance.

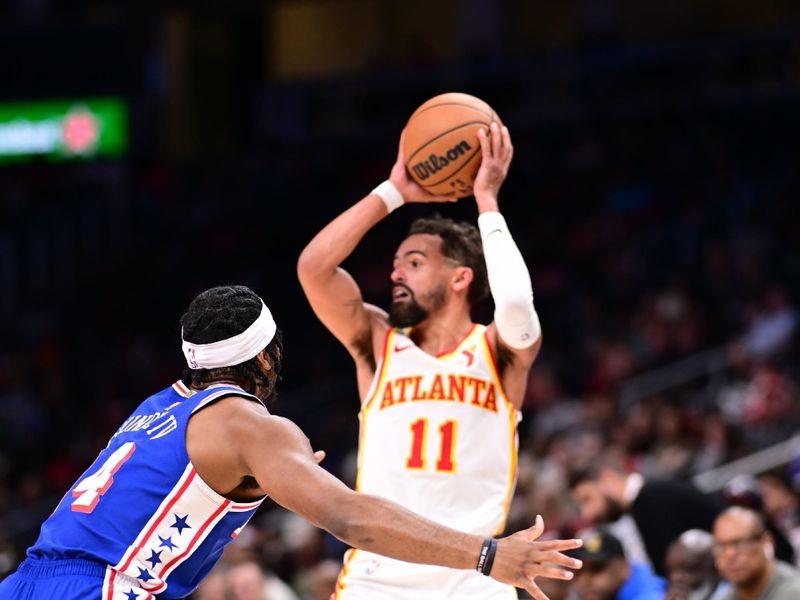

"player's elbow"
[495,301,542,350]
[496,295,533,319]
[297,246,326,283]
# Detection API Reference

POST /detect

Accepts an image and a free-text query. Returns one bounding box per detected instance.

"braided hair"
[179,285,283,401]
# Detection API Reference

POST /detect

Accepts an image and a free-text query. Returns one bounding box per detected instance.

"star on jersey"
[124,590,139,600]
[137,567,154,582]
[170,514,191,535]
[145,549,163,569]
[158,534,178,551]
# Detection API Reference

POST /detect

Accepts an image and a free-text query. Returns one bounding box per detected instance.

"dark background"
[1,0,800,595]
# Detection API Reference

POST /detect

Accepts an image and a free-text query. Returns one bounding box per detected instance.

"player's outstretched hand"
[473,121,513,205]
[490,515,583,600]
[389,129,458,204]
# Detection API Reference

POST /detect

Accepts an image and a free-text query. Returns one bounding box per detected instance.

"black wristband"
[476,538,498,576]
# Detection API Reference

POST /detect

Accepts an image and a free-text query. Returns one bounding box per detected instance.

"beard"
[599,495,626,523]
[389,297,429,327]
[388,284,446,328]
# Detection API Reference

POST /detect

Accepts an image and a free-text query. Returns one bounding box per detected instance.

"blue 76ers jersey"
[28,381,265,599]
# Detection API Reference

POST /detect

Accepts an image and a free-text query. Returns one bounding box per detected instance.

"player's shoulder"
[198,396,308,457]
[191,392,269,432]
[214,404,305,453]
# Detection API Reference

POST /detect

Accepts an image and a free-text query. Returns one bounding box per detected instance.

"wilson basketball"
[403,92,501,198]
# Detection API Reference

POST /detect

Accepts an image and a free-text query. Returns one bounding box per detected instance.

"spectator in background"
[721,476,796,565]
[691,411,740,475]
[740,286,798,363]
[304,559,340,600]
[226,560,299,600]
[757,470,800,564]
[713,507,800,600]
[535,569,572,600]
[192,560,299,600]
[570,530,666,600]
[664,529,729,600]
[569,459,723,575]
[193,565,226,600]
[227,561,269,600]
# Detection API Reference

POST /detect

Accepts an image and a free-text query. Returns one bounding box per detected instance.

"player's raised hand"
[389,129,458,204]
[473,121,513,207]
[489,515,583,600]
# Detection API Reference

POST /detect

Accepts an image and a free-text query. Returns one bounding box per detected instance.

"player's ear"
[764,534,775,559]
[451,266,473,293]
[256,349,272,372]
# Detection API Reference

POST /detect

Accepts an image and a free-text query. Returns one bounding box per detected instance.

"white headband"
[182,301,277,369]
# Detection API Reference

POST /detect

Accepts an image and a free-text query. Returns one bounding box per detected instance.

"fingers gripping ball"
[403,92,502,198]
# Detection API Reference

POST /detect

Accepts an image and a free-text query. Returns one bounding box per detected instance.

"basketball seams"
[404,120,490,168]
[409,101,495,122]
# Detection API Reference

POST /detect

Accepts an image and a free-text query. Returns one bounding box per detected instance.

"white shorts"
[334,549,517,600]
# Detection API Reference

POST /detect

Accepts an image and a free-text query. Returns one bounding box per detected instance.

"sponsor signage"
[0,97,127,163]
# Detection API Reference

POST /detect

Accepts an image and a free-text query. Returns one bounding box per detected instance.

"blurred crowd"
[2,7,800,600]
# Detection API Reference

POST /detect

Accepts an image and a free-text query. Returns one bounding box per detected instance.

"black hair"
[407,215,489,305]
[179,285,282,399]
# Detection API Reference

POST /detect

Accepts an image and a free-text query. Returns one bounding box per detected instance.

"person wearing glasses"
[712,507,800,600]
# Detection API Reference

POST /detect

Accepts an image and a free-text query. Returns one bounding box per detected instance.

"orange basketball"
[402,92,501,198]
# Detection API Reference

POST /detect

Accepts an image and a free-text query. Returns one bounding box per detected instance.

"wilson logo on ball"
[410,140,472,181]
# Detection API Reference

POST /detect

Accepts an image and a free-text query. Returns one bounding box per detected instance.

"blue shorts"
[0,557,152,600]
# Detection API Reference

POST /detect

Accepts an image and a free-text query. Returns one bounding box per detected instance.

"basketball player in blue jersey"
[0,285,580,600]
[298,122,542,599]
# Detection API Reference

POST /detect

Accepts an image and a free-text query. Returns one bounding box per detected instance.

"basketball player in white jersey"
[298,122,542,599]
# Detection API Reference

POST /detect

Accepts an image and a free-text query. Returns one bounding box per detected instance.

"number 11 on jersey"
[407,418,457,473]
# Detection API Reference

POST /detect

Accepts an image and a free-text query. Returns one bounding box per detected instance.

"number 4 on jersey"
[71,442,136,513]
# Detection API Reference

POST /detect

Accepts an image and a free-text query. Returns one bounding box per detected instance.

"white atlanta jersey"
[336,324,521,600]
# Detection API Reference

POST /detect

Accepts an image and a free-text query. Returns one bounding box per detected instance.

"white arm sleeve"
[478,211,541,349]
